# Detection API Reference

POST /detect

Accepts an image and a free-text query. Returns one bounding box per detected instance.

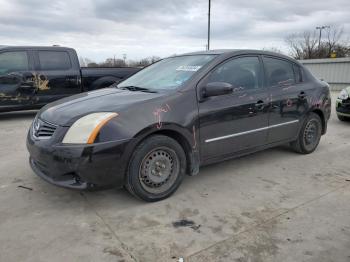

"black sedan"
[27,50,331,201]
[336,86,350,121]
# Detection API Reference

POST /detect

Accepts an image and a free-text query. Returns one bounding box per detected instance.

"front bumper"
[336,98,350,116]
[27,126,132,190]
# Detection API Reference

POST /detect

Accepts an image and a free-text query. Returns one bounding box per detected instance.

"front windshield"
[118,55,217,90]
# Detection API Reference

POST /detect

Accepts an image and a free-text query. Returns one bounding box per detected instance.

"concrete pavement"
[0,93,349,262]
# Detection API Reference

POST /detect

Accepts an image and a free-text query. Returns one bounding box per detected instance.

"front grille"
[33,118,58,139]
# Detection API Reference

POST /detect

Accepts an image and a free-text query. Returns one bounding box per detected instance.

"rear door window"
[263,57,295,87]
[0,51,29,74]
[38,51,71,70]
[207,56,262,92]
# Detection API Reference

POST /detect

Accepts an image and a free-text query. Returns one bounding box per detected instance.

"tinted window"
[264,57,295,87]
[0,51,29,74]
[293,64,303,83]
[38,51,71,70]
[208,56,261,91]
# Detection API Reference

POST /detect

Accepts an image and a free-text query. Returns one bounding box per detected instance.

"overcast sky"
[0,0,349,62]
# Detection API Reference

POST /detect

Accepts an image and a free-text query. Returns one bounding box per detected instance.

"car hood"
[39,88,163,126]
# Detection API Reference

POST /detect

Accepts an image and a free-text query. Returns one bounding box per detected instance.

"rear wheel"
[126,135,186,202]
[291,113,322,154]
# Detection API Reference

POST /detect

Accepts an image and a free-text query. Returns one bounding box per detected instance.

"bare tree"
[99,58,126,67]
[262,47,283,54]
[325,27,343,55]
[81,56,161,68]
[285,27,349,59]
[127,56,161,67]
[87,62,99,67]
[79,57,98,67]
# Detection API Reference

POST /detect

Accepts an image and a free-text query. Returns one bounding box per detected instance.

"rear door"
[198,56,270,161]
[33,50,81,105]
[263,56,308,143]
[0,50,36,109]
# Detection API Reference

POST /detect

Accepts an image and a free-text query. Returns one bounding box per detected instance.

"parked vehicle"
[336,87,350,121]
[0,46,140,112]
[27,50,332,201]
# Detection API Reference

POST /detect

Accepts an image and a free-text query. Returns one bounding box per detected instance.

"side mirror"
[201,82,233,98]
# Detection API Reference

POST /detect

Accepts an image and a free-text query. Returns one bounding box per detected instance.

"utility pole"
[207,0,211,51]
[123,54,127,66]
[316,25,330,50]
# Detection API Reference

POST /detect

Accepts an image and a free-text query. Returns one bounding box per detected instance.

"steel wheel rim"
[139,147,180,194]
[304,119,319,147]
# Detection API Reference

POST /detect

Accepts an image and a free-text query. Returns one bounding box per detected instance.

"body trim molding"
[205,120,299,143]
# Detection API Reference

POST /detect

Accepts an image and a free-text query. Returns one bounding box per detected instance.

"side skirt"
[200,138,295,167]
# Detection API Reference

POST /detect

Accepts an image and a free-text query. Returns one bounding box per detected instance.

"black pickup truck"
[0,46,140,112]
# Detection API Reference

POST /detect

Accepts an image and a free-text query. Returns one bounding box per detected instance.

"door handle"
[298,91,307,100]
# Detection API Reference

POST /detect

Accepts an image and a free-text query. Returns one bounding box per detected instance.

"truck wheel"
[337,115,349,121]
[126,135,186,202]
[291,113,322,154]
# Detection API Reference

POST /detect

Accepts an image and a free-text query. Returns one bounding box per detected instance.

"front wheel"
[291,113,322,154]
[125,135,186,202]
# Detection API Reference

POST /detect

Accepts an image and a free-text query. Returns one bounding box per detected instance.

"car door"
[263,56,309,143]
[33,50,80,105]
[0,50,36,109]
[198,56,270,161]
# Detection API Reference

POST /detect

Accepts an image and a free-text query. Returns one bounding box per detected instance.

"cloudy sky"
[0,0,349,62]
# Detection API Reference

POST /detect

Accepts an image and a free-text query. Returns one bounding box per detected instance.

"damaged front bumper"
[26,124,132,190]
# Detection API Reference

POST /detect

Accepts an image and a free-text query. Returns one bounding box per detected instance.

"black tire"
[291,113,322,154]
[125,135,186,202]
[337,114,349,121]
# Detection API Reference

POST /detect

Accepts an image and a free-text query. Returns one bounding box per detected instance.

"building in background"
[300,57,350,91]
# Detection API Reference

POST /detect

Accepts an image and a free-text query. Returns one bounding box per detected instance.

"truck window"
[38,51,71,70]
[0,51,29,74]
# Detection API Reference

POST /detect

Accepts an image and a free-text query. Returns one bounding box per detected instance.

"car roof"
[0,45,74,51]
[177,49,298,63]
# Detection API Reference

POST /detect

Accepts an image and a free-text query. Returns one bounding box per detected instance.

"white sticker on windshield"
[176,65,202,72]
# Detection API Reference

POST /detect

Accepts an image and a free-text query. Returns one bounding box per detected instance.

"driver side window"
[208,56,262,92]
[0,51,29,75]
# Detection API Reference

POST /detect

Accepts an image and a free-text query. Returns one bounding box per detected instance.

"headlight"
[62,112,118,144]
[338,89,349,100]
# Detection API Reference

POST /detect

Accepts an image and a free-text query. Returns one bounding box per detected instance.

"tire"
[291,113,322,154]
[125,135,186,202]
[337,114,349,121]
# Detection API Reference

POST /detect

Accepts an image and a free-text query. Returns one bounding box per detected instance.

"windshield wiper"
[119,86,157,93]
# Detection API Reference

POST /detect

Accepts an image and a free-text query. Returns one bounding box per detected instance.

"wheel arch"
[126,125,199,178]
[311,108,326,135]
[151,129,194,174]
